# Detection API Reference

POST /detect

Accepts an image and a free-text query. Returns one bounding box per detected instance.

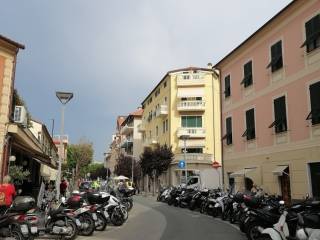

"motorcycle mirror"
[279,200,285,205]
[61,197,66,203]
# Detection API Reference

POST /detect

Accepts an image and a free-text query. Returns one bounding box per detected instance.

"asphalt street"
[78,195,246,240]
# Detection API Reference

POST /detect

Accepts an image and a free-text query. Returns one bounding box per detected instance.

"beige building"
[0,35,24,181]
[140,66,221,187]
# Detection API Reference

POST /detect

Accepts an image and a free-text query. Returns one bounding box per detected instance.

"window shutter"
[197,116,202,127]
[274,96,286,120]
[246,109,254,130]
[226,117,232,134]
[225,75,231,97]
[182,116,187,127]
[310,82,320,111]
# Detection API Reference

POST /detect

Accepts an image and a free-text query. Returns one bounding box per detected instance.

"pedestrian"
[0,175,16,214]
[60,178,68,197]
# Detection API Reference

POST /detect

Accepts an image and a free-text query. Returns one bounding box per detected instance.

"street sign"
[212,161,221,169]
[178,160,185,169]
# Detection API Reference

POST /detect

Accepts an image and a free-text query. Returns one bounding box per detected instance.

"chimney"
[207,62,213,69]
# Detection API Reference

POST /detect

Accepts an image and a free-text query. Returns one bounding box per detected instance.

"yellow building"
[140,66,221,187]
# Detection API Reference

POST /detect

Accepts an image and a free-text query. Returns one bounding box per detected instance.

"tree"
[67,138,94,179]
[81,163,110,180]
[114,154,141,182]
[139,144,173,178]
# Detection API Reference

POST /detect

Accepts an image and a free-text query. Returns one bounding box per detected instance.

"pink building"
[215,0,320,201]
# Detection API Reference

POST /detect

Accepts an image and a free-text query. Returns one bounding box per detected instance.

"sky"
[1,0,291,161]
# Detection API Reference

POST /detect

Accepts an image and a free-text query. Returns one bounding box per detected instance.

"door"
[310,162,320,198]
[279,167,291,204]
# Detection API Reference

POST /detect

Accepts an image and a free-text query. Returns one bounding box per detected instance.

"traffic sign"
[212,161,221,169]
[178,160,185,169]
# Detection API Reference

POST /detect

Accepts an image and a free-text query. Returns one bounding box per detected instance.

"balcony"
[137,123,146,132]
[173,153,212,164]
[177,74,205,86]
[177,100,205,111]
[120,124,134,135]
[177,128,206,138]
[120,138,133,148]
[155,105,168,117]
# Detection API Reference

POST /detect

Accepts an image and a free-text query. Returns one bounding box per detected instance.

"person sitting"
[0,176,16,214]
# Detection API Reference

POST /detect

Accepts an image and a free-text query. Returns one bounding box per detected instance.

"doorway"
[279,167,291,204]
[309,162,320,199]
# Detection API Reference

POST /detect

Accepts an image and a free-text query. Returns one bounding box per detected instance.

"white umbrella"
[113,175,129,180]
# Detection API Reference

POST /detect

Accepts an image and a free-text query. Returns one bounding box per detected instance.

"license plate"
[92,213,98,220]
[31,226,38,234]
[20,225,29,234]
[104,210,109,218]
[76,219,81,227]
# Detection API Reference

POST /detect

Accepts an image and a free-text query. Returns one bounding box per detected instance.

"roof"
[214,0,296,68]
[0,34,25,49]
[121,108,143,126]
[130,108,143,117]
[141,66,213,105]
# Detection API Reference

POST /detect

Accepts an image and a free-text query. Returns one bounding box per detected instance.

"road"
[79,195,246,240]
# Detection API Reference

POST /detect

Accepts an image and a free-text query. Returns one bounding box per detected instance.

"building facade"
[0,35,24,181]
[215,0,320,201]
[120,108,143,160]
[140,66,221,187]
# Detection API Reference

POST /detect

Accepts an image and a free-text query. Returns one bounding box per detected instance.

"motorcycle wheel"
[221,209,228,221]
[200,203,206,214]
[111,209,125,226]
[212,208,219,218]
[121,206,128,221]
[65,220,78,240]
[10,230,24,240]
[95,213,107,231]
[79,214,95,236]
[168,198,173,206]
[246,221,262,240]
[127,200,133,211]
[229,212,236,224]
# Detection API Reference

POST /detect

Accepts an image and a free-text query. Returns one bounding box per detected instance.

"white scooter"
[258,201,320,240]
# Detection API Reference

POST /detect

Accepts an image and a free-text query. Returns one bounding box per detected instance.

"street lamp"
[56,91,73,199]
[180,134,190,185]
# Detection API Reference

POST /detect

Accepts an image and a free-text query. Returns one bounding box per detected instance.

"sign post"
[178,160,185,185]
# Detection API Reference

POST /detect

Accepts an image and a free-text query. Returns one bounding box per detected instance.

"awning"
[230,167,256,177]
[272,165,288,176]
[177,87,204,98]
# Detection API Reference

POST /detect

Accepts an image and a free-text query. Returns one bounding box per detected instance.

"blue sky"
[1,0,291,161]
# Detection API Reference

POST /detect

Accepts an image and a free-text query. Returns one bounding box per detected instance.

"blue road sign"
[178,160,185,169]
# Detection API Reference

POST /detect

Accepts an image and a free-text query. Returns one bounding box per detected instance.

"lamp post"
[180,134,190,185]
[56,91,73,200]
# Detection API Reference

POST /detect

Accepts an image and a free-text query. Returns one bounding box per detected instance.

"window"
[156,126,158,136]
[269,96,287,133]
[165,119,169,131]
[242,109,255,140]
[241,61,253,87]
[267,40,283,72]
[222,117,232,145]
[181,148,203,153]
[164,81,167,88]
[224,75,231,98]
[195,97,202,101]
[306,81,320,125]
[181,116,202,128]
[301,14,320,53]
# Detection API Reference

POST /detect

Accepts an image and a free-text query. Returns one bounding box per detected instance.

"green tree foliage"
[66,138,94,178]
[114,154,141,181]
[9,165,30,185]
[81,163,110,180]
[139,144,173,177]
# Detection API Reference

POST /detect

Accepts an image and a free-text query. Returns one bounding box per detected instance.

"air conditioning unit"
[14,106,27,126]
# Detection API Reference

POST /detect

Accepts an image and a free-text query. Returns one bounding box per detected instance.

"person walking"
[0,176,16,214]
[60,178,68,197]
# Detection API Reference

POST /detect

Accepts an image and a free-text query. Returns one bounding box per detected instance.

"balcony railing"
[155,105,168,117]
[177,128,206,138]
[137,123,146,132]
[177,100,205,111]
[173,153,212,164]
[177,74,205,86]
[120,124,134,135]
[120,139,133,148]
